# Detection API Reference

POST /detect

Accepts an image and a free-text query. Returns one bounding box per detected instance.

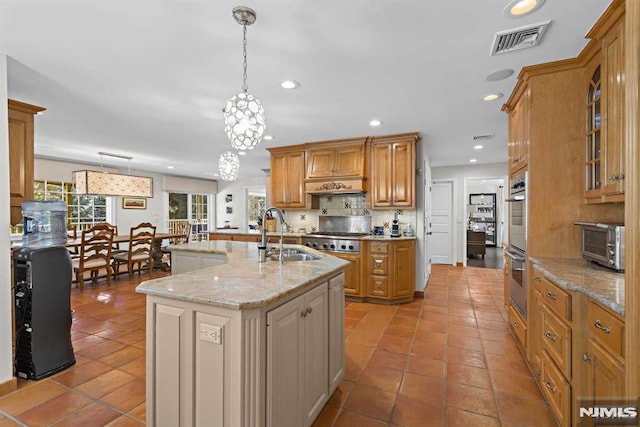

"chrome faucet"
[259,206,287,263]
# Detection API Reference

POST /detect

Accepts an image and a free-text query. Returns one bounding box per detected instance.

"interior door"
[430,180,454,265]
[423,162,432,282]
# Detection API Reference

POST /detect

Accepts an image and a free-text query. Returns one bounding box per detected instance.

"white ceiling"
[1,0,612,180]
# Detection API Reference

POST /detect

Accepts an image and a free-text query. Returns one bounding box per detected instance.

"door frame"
[431,178,455,266]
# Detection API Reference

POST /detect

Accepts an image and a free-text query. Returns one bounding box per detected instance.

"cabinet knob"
[534,277,541,282]
[594,319,611,334]
[582,354,591,362]
[544,381,557,393]
[610,174,619,181]
[617,173,625,181]
[544,331,557,342]
[545,292,557,300]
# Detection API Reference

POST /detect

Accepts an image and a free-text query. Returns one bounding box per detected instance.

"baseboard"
[0,377,17,397]
[456,262,463,267]
[413,290,424,299]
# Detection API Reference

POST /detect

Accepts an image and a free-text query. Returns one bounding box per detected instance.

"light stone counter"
[135,241,349,310]
[530,256,625,315]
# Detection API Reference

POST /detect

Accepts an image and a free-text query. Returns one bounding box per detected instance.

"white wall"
[431,162,508,264]
[215,176,268,231]
[415,140,430,291]
[0,54,13,388]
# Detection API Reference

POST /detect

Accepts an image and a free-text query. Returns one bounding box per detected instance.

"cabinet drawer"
[508,304,527,348]
[541,306,572,379]
[587,301,624,357]
[534,275,571,321]
[368,275,389,297]
[369,242,388,254]
[541,351,571,427]
[369,254,389,275]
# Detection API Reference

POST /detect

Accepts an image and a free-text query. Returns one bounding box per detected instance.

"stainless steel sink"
[266,250,320,262]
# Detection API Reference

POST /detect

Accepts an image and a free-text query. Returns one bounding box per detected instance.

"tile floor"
[0,265,557,426]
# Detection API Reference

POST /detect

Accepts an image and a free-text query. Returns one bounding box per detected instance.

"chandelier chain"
[242,24,248,93]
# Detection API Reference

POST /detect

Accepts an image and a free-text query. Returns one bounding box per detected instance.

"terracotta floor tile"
[117,357,146,378]
[105,416,145,426]
[447,382,498,417]
[377,335,412,354]
[495,392,558,426]
[447,334,483,351]
[343,384,395,421]
[383,324,415,339]
[490,370,543,400]
[447,324,481,338]
[346,328,383,346]
[447,363,492,390]
[344,309,367,319]
[367,348,408,371]
[389,314,418,328]
[15,391,93,426]
[52,402,121,426]
[0,419,22,426]
[71,317,111,335]
[399,372,445,404]
[74,370,137,399]
[344,343,375,381]
[52,360,113,388]
[345,317,361,329]
[127,403,146,422]
[392,394,445,427]
[476,319,510,331]
[76,339,128,360]
[101,378,146,412]
[413,330,447,345]
[416,319,447,333]
[113,329,146,346]
[447,315,478,328]
[482,339,522,358]
[94,322,138,340]
[405,355,446,379]
[97,346,146,368]
[411,341,446,361]
[333,410,389,427]
[71,335,109,352]
[327,381,354,408]
[358,365,403,393]
[447,347,486,369]
[485,353,531,377]
[311,403,340,427]
[0,381,67,415]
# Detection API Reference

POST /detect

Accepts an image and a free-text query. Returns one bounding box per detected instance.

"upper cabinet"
[584,3,625,204]
[268,146,308,209]
[506,87,530,176]
[8,99,46,225]
[306,139,365,179]
[369,133,420,209]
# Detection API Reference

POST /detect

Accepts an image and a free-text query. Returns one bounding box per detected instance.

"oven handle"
[506,251,526,262]
[505,196,525,202]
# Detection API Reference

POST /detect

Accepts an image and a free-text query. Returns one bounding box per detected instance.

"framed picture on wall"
[226,207,233,214]
[122,197,147,209]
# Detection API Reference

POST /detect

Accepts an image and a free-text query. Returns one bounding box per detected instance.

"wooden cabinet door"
[391,142,415,207]
[583,338,625,420]
[285,151,307,208]
[601,18,625,198]
[509,90,529,175]
[370,143,393,208]
[270,153,289,208]
[392,240,414,299]
[267,294,305,427]
[8,100,44,225]
[333,253,362,297]
[306,149,335,179]
[328,274,345,394]
[303,284,328,426]
[333,145,364,177]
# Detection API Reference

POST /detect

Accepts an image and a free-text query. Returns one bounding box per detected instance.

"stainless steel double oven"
[506,171,527,318]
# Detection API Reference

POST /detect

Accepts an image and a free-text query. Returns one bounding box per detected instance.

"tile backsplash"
[282,194,417,236]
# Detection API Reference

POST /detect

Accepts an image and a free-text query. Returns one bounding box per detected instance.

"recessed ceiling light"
[483,93,503,101]
[263,135,273,140]
[238,151,247,156]
[369,119,383,127]
[469,159,478,163]
[504,0,546,18]
[486,69,515,81]
[167,165,175,169]
[474,145,484,150]
[280,80,300,89]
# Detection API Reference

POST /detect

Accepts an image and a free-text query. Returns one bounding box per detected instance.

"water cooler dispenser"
[13,201,75,380]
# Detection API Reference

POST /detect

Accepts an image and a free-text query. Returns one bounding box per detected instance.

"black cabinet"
[468,193,497,246]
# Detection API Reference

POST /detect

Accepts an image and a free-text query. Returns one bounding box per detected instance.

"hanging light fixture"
[219,151,240,181]
[223,6,265,151]
[72,152,153,197]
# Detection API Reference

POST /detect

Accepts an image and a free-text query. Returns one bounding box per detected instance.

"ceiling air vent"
[490,20,551,56]
[473,134,495,141]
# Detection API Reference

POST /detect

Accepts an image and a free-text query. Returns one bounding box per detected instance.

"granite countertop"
[210,229,416,240]
[136,241,349,310]
[529,256,625,315]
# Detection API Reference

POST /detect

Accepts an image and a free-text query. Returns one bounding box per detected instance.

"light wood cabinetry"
[306,140,365,179]
[506,87,530,175]
[584,4,626,204]
[369,133,419,209]
[209,232,260,242]
[268,147,308,209]
[267,283,328,427]
[8,99,45,225]
[328,252,362,298]
[364,239,415,304]
[508,304,527,350]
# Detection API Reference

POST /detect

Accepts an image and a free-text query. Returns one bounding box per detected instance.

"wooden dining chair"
[112,222,156,280]
[71,223,115,289]
[66,224,80,259]
[161,220,191,269]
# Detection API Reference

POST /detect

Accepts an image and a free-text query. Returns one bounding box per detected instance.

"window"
[34,180,110,227]
[168,192,211,237]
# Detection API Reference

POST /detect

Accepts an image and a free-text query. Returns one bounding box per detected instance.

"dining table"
[65,232,186,271]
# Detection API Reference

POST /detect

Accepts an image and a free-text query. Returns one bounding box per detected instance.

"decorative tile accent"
[300,214,306,220]
[327,196,333,202]
[363,209,369,215]
[384,222,390,228]
[322,209,328,215]
[345,202,351,209]
[397,210,404,215]
[311,227,317,233]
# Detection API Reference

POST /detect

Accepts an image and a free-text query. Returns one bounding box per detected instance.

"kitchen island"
[136,241,348,427]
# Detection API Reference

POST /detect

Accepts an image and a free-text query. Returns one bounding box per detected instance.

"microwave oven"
[573,222,625,271]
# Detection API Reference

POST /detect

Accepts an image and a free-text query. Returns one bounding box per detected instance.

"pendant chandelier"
[219,151,240,181]
[223,6,265,151]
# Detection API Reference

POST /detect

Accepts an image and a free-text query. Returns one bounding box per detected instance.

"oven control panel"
[301,237,360,254]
